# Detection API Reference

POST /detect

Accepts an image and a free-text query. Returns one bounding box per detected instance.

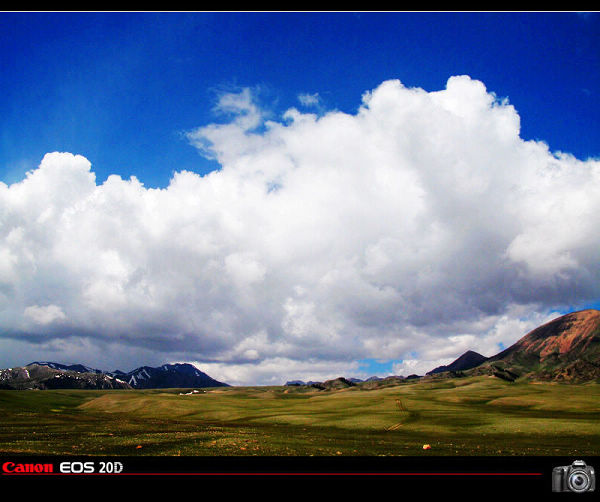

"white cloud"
[1,76,599,384]
[24,304,67,325]
[188,357,362,387]
[392,359,434,377]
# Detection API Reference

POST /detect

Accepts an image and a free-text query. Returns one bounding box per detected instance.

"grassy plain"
[0,376,599,456]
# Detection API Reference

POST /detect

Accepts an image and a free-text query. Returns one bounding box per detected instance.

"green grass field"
[0,376,599,456]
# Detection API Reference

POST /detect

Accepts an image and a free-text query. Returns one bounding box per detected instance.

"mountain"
[115,363,228,389]
[466,309,600,382]
[285,380,306,386]
[22,361,229,389]
[29,361,104,374]
[0,363,132,390]
[426,350,489,375]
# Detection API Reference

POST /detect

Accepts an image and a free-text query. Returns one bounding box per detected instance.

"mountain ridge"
[10,361,229,389]
[0,363,132,390]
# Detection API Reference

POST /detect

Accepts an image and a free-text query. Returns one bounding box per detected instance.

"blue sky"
[1,12,598,188]
[1,12,600,384]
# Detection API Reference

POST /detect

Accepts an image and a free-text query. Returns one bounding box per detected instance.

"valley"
[0,375,598,456]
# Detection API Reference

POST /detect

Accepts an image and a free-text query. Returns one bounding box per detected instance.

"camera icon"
[552,460,595,493]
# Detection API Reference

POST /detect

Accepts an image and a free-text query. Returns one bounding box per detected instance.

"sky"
[0,12,599,385]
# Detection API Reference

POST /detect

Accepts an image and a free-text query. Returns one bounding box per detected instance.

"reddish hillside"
[474,309,600,382]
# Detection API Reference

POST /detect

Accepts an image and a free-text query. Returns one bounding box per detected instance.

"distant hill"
[284,372,414,390]
[426,350,489,375]
[284,375,408,391]
[286,377,364,386]
[444,309,600,383]
[359,375,406,390]
[285,380,307,386]
[13,362,229,389]
[309,377,356,390]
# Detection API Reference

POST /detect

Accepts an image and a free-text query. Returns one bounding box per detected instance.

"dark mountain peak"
[427,350,488,375]
[160,363,208,375]
[285,380,306,386]
[117,363,229,389]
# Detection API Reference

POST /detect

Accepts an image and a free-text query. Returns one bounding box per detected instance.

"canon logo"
[2,461,54,473]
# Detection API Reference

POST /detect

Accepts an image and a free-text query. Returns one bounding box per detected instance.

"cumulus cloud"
[190,357,363,387]
[1,76,599,384]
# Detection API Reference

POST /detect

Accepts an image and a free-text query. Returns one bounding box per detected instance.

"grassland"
[0,375,599,456]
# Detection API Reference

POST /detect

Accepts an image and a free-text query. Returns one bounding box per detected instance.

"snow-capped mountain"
[29,361,104,374]
[1,363,131,390]
[29,361,228,389]
[112,363,228,389]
